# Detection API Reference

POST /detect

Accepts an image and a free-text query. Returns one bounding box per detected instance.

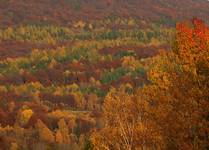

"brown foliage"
[91,19,209,150]
[0,0,208,26]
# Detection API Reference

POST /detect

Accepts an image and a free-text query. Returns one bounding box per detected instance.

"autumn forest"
[0,0,208,150]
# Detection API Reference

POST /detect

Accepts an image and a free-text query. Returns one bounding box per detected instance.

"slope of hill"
[0,1,208,149]
[0,0,209,26]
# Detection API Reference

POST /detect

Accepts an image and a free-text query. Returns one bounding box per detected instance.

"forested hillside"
[0,0,209,26]
[0,0,208,150]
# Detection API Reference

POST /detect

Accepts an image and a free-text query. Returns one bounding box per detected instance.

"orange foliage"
[35,119,55,143]
[91,19,209,150]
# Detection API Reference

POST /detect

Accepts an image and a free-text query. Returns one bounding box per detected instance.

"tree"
[18,108,33,126]
[35,119,55,143]
[8,101,15,113]
[55,130,63,144]
[10,142,18,150]
[91,19,209,150]
[56,118,70,144]
[146,18,209,149]
[91,87,164,150]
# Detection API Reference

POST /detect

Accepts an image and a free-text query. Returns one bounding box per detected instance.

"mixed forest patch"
[0,1,208,149]
[0,17,175,149]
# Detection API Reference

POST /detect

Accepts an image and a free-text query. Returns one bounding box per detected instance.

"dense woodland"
[0,1,208,150]
[0,0,209,27]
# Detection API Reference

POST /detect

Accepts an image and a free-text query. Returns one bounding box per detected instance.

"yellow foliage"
[127,18,136,26]
[91,88,164,150]
[48,59,58,69]
[0,86,7,93]
[72,91,85,109]
[74,20,86,29]
[49,110,75,120]
[30,82,43,90]
[68,83,79,92]
[0,125,13,134]
[88,23,93,30]
[19,109,33,126]
[14,84,28,95]
[53,87,64,96]
[122,56,140,70]
[47,36,56,45]
[18,26,26,35]
[64,70,71,77]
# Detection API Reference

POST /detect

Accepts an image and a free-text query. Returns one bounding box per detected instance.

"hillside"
[0,0,209,26]
[0,1,208,149]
